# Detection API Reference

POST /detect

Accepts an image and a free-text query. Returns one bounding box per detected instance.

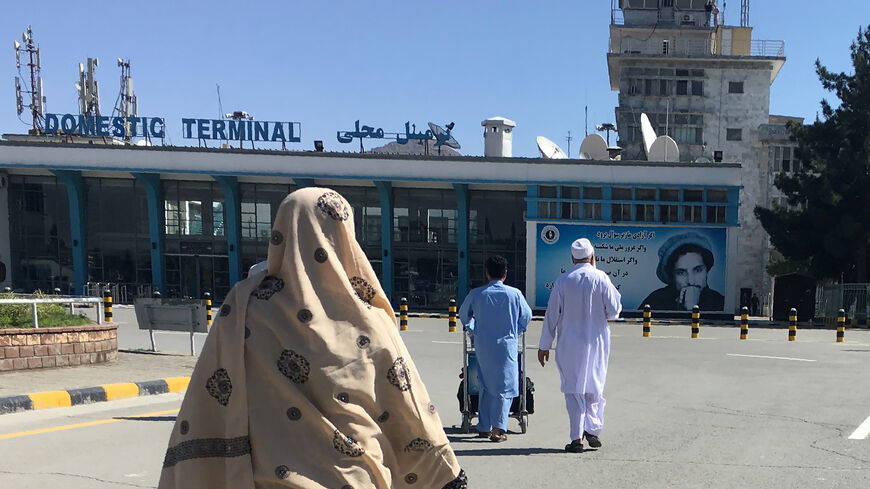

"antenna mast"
[13,26,46,134]
[77,57,101,118]
[740,0,749,27]
[113,58,137,141]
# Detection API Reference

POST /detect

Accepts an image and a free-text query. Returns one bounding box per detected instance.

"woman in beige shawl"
[158,188,466,489]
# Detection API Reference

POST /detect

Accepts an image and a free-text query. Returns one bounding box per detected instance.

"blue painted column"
[454,183,469,303]
[373,181,393,302]
[293,178,316,188]
[51,170,87,295]
[132,173,165,293]
[526,184,538,218]
[213,176,242,287]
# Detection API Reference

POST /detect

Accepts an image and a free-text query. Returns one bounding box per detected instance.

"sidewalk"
[0,350,197,413]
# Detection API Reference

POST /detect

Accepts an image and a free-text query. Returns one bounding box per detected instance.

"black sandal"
[564,440,583,453]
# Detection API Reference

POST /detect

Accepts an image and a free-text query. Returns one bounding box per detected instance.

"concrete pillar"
[374,181,393,302]
[454,183,469,303]
[213,176,242,287]
[51,170,87,295]
[132,173,165,294]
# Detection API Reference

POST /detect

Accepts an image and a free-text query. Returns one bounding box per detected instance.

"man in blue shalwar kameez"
[459,255,532,442]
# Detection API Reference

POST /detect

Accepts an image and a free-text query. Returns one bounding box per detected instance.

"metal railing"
[815,283,870,322]
[0,296,104,328]
[83,282,132,304]
[612,37,784,58]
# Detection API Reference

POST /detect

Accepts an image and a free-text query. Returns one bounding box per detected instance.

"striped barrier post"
[448,298,457,332]
[103,289,113,323]
[788,308,797,341]
[739,306,749,340]
[642,304,651,337]
[837,309,845,343]
[204,292,213,326]
[399,297,408,331]
[691,305,700,339]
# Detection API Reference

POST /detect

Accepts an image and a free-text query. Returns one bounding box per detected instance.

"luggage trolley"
[458,330,530,434]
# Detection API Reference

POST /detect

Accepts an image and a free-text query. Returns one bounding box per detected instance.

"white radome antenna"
[648,135,680,162]
[640,113,656,157]
[536,136,568,159]
[578,134,609,160]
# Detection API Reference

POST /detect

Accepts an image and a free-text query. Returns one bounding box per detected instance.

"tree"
[755,26,870,283]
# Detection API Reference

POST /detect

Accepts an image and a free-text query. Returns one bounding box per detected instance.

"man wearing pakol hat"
[638,231,724,311]
[538,238,622,453]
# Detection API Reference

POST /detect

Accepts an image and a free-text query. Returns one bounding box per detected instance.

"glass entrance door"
[165,254,228,300]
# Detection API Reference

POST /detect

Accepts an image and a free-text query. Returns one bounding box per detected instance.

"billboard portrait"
[535,223,727,311]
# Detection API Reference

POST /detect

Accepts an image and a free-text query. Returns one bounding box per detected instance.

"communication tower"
[12,26,46,134]
[112,58,138,141]
[76,58,101,117]
[740,0,750,28]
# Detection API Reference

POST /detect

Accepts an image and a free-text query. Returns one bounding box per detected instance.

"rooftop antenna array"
[112,58,137,141]
[76,57,101,118]
[740,0,749,28]
[13,26,46,134]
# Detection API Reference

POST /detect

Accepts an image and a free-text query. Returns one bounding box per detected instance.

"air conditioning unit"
[681,14,696,26]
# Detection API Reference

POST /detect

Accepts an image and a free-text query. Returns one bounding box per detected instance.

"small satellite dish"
[640,113,657,157]
[578,134,609,160]
[427,122,461,149]
[536,136,567,159]
[578,152,592,160]
[648,135,680,162]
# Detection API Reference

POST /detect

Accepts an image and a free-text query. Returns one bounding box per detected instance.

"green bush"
[0,290,91,329]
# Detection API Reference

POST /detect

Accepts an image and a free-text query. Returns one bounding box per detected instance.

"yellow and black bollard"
[739,306,749,339]
[788,308,797,342]
[691,305,700,339]
[204,292,213,326]
[837,309,846,343]
[448,298,457,332]
[399,297,408,331]
[103,289,113,323]
[642,304,651,337]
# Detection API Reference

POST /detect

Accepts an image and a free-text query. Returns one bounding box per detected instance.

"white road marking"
[848,414,870,440]
[726,353,816,362]
[431,341,463,345]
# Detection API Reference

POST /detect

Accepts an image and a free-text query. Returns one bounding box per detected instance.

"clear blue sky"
[2,1,867,157]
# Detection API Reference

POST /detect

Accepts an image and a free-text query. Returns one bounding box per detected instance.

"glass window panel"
[212,202,224,236]
[691,80,703,96]
[659,205,679,222]
[683,189,703,202]
[707,189,728,202]
[660,189,680,201]
[612,187,632,200]
[612,203,632,221]
[635,188,655,201]
[635,204,655,221]
[707,206,727,223]
[676,80,688,95]
[560,186,580,199]
[538,185,557,198]
[583,202,602,220]
[583,186,603,199]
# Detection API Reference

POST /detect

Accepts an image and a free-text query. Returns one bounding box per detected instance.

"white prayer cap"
[571,238,594,260]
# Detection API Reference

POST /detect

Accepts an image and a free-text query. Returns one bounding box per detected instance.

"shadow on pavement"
[114,415,177,422]
[451,447,568,456]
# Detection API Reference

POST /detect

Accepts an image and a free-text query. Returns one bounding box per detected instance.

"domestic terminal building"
[0,118,741,313]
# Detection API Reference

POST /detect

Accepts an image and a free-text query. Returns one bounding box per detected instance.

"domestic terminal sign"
[45,113,165,138]
[43,113,302,143]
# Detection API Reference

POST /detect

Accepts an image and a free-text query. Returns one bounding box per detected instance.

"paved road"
[1,317,868,488]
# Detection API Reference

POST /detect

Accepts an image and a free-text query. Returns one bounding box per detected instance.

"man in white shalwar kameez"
[538,238,622,452]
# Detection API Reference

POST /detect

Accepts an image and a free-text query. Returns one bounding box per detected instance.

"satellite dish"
[640,113,657,157]
[578,152,592,160]
[536,136,567,159]
[578,134,609,160]
[427,122,461,149]
[648,135,680,162]
[694,156,711,164]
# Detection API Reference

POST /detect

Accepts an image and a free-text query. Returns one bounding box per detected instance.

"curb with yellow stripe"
[0,377,190,415]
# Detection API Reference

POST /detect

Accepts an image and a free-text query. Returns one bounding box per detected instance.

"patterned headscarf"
[158,187,466,489]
